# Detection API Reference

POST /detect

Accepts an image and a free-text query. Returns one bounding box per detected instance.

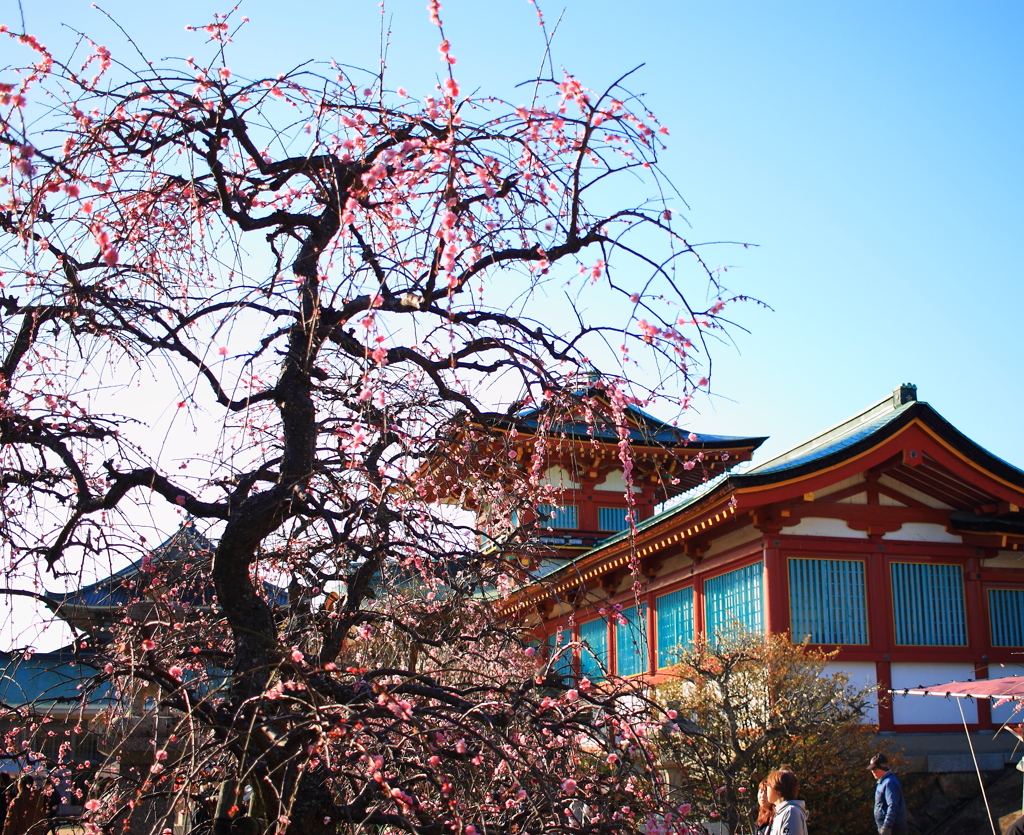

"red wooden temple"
[493,385,1024,760]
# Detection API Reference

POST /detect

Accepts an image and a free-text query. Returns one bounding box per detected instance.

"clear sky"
[4,0,1021,462]
[1,0,1022,648]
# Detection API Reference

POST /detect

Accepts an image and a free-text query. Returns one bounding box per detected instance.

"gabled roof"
[44,524,219,611]
[733,384,1024,491]
[738,388,919,479]
[43,524,289,634]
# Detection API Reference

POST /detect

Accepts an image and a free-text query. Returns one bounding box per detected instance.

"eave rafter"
[958,531,1024,550]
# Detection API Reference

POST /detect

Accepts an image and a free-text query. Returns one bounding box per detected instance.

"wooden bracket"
[600,570,625,594]
[640,556,664,579]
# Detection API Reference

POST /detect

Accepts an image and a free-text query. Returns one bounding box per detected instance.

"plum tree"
[0,5,747,834]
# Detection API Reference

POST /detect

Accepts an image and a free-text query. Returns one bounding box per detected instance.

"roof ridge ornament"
[893,383,918,408]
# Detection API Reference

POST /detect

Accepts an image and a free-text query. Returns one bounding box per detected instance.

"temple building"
[7,384,1024,776]
[472,393,767,561]
[500,384,1024,765]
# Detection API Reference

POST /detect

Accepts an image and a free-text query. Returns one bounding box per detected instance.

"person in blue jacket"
[868,753,907,835]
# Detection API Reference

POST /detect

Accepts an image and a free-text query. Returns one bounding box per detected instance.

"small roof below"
[0,647,111,708]
[892,676,1024,701]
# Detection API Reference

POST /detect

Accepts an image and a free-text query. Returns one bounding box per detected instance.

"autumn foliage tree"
[0,4,746,835]
[657,632,876,835]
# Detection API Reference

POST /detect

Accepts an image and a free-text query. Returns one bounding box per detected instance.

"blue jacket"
[873,771,906,831]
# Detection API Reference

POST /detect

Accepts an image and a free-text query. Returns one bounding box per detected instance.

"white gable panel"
[789,517,868,539]
[595,468,642,493]
[882,522,961,543]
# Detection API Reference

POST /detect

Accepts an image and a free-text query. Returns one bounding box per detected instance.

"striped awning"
[891,676,1024,700]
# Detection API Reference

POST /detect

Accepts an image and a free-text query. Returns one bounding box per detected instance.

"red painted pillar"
[694,574,706,638]
[975,662,992,729]
[762,535,788,636]
[606,611,616,677]
[867,540,895,731]
[966,554,992,727]
[965,555,988,651]
[876,659,895,731]
[579,480,597,532]
[645,588,657,673]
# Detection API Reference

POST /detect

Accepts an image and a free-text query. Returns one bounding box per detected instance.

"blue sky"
[1,0,1021,649]
[3,0,1022,453]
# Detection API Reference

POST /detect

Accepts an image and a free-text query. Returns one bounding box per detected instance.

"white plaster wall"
[984,552,1024,569]
[882,523,962,543]
[823,661,879,723]
[991,701,1024,724]
[789,517,868,539]
[890,662,978,725]
[702,523,761,560]
[595,468,641,493]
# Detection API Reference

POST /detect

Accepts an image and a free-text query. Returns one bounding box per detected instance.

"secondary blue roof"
[45,524,216,606]
[512,390,766,450]
[0,649,111,707]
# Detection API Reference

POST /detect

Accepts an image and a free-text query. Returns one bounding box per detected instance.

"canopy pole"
[958,698,997,835]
